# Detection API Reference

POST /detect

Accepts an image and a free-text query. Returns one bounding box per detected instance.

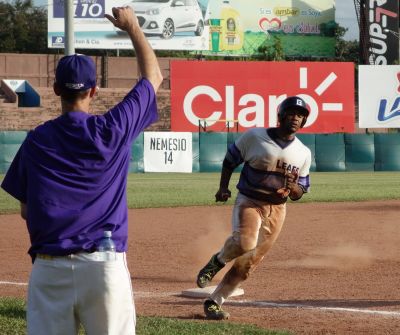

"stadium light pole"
[64,0,75,55]
[383,29,400,64]
[384,28,400,38]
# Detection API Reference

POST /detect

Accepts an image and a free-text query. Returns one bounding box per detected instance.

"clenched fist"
[215,188,231,202]
[277,172,299,198]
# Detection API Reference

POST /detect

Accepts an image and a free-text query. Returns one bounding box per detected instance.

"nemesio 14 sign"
[171,61,354,133]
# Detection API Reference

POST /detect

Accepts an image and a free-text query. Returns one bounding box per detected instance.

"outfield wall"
[1,131,400,173]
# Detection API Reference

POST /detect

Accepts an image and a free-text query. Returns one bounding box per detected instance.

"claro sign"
[171,61,354,133]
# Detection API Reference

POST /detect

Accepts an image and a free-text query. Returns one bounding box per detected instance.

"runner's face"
[281,109,306,134]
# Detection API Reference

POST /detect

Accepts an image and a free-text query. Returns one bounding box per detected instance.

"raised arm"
[105,6,163,92]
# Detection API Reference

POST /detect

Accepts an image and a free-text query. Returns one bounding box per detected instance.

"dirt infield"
[1,201,400,334]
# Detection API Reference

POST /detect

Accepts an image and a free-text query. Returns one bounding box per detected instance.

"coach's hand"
[105,6,139,32]
[215,188,231,202]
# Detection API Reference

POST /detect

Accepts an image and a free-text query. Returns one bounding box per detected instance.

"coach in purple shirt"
[1,6,162,335]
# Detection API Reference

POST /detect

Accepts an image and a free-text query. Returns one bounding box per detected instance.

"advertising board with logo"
[205,0,336,57]
[366,0,399,65]
[48,0,210,50]
[359,65,400,128]
[171,60,354,133]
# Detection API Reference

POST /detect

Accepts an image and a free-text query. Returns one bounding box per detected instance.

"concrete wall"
[0,53,174,89]
[0,53,174,131]
[0,87,171,131]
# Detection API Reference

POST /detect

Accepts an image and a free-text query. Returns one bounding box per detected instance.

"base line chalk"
[1,281,399,317]
[0,281,28,286]
[230,300,400,317]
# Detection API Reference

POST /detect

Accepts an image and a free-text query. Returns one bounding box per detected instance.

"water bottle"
[97,230,116,261]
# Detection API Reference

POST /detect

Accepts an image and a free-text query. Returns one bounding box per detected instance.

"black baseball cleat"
[204,299,230,320]
[196,253,225,288]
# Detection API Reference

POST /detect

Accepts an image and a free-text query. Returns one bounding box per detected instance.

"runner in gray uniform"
[196,96,312,320]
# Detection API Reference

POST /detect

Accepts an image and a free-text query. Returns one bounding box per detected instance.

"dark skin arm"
[277,172,304,201]
[286,173,304,201]
[215,165,233,202]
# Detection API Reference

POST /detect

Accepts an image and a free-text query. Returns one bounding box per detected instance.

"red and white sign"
[359,65,400,128]
[171,61,355,133]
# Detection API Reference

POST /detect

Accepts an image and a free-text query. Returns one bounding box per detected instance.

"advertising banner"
[204,0,336,57]
[365,0,399,65]
[359,65,400,128]
[144,132,193,172]
[48,0,210,50]
[171,60,354,133]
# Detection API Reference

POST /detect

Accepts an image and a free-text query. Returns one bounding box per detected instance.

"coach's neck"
[54,84,97,114]
[60,96,91,114]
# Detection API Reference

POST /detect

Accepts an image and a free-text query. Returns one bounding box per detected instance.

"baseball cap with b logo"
[55,54,96,91]
[278,96,310,128]
[278,96,310,117]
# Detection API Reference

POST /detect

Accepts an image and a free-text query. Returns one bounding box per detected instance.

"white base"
[181,285,244,298]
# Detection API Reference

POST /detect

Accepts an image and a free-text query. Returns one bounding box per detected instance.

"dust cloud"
[284,244,375,270]
[184,214,232,281]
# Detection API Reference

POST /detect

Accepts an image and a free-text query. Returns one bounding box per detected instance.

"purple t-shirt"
[1,78,157,260]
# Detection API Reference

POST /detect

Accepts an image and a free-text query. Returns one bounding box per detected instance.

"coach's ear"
[20,202,27,221]
[53,82,61,96]
[89,86,98,98]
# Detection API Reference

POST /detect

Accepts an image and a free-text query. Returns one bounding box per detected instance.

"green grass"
[1,172,400,214]
[138,316,290,335]
[0,297,290,335]
[301,171,400,202]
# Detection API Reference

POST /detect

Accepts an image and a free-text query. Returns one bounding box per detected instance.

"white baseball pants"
[27,252,135,335]
[210,192,287,306]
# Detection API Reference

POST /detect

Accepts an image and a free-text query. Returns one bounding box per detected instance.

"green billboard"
[204,0,335,58]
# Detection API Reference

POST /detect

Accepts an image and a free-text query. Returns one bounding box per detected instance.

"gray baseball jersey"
[225,127,311,204]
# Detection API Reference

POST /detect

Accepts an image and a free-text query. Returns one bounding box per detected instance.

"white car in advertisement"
[125,0,205,39]
[48,0,210,50]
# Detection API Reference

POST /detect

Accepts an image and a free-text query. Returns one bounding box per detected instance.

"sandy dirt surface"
[0,200,400,334]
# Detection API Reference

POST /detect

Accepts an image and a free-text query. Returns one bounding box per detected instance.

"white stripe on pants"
[27,252,135,335]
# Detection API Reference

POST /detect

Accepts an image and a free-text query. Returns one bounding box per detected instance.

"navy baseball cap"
[55,54,96,91]
[278,96,310,116]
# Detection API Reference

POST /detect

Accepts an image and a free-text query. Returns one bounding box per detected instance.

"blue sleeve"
[298,175,310,193]
[223,143,244,170]
[97,78,158,145]
[1,144,27,203]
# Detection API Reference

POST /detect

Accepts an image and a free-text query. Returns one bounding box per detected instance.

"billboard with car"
[48,0,334,56]
[48,0,210,50]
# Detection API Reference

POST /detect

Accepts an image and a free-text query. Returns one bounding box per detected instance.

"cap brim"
[291,106,309,116]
